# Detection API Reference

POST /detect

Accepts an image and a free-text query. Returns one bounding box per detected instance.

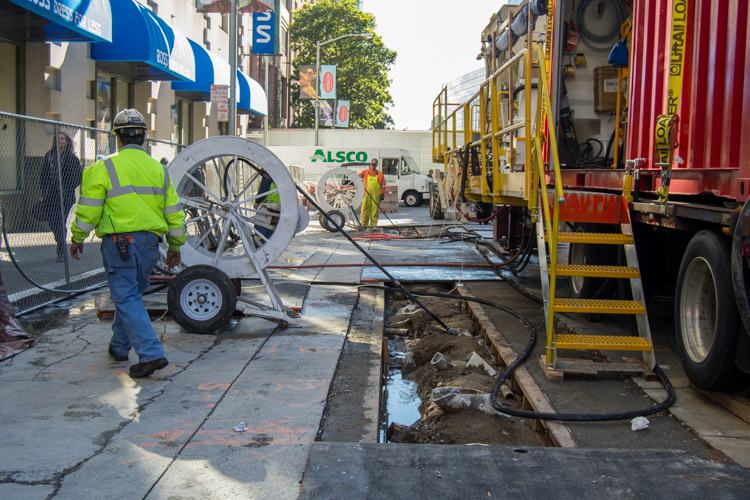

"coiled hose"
[314,282,675,422]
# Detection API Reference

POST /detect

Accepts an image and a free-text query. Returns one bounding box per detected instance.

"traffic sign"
[217,102,229,122]
[211,84,229,103]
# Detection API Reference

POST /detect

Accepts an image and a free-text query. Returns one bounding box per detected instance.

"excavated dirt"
[384,286,539,447]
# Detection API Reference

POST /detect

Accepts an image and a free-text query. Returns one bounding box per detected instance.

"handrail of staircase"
[533,41,566,366]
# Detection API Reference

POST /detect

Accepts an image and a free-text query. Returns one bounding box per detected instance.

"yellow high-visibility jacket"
[71,145,187,253]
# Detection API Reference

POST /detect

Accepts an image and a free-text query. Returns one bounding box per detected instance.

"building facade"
[0,0,311,144]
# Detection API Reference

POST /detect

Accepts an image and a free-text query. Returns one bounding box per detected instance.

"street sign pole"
[228,0,238,136]
[264,55,269,146]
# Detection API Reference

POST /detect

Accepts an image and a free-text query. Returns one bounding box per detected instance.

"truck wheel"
[403,191,422,207]
[322,210,345,232]
[674,230,750,391]
[168,265,237,334]
[567,224,616,300]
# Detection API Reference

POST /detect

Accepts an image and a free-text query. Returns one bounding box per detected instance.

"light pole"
[315,32,373,146]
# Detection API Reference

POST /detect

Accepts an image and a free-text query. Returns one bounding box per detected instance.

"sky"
[363,0,507,130]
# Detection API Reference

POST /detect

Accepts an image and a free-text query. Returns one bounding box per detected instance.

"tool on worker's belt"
[109,215,131,260]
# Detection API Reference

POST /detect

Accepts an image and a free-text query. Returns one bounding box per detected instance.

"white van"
[268,146,430,206]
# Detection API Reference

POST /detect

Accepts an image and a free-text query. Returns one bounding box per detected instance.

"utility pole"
[228,0,238,135]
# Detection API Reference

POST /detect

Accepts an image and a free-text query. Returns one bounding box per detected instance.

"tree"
[289,0,397,129]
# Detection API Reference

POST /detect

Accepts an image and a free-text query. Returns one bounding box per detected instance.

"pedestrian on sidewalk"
[38,131,82,262]
[358,159,386,229]
[69,109,187,379]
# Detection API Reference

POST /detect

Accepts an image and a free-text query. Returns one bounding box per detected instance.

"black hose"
[309,282,676,421]
[295,183,450,332]
[732,196,750,338]
[0,206,106,295]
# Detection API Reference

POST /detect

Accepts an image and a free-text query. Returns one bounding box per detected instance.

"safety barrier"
[0,111,184,314]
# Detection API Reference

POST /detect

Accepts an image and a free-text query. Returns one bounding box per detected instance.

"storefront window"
[172,99,193,145]
[95,71,133,131]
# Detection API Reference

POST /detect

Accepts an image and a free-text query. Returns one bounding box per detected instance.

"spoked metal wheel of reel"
[316,167,365,231]
[167,137,309,328]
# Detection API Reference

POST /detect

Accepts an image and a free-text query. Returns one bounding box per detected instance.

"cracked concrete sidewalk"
[0,226,369,500]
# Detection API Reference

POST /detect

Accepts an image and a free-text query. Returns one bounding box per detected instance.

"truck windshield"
[403,156,419,175]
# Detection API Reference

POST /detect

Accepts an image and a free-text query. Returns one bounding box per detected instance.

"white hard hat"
[112,108,147,134]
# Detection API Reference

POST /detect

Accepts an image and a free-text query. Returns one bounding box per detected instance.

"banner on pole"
[319,65,336,99]
[299,65,317,99]
[252,12,276,54]
[335,100,350,128]
[197,0,274,13]
[321,107,334,127]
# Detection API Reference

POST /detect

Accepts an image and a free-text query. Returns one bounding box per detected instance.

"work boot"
[129,358,169,378]
[108,345,129,362]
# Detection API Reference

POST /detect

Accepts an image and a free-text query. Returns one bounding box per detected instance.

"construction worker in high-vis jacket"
[70,109,186,379]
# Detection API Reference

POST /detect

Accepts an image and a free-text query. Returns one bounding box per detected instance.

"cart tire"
[168,265,238,334]
[323,210,345,232]
[675,230,750,391]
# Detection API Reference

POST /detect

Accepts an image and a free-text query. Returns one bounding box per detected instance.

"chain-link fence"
[0,111,184,315]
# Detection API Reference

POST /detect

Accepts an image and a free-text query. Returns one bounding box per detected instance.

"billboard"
[197,0,274,13]
[299,65,317,99]
[335,100,350,128]
[319,65,336,99]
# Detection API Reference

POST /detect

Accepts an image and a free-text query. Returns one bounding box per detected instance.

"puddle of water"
[380,365,422,442]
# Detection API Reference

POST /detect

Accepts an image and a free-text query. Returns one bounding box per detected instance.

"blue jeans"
[102,231,165,363]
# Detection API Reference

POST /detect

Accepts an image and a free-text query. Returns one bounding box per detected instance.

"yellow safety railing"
[431,41,566,366]
[432,49,534,207]
[531,42,565,366]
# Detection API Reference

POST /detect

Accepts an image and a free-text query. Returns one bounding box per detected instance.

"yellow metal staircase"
[431,41,656,378]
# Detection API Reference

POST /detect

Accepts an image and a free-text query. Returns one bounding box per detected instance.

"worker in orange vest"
[358,158,386,229]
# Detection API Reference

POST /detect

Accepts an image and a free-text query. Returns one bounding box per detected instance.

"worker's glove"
[380,194,385,201]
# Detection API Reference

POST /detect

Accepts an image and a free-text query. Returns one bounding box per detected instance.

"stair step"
[552,265,639,278]
[556,232,633,245]
[554,298,645,314]
[556,334,652,352]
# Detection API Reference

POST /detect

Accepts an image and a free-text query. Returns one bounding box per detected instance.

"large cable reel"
[165,136,308,331]
[316,167,365,231]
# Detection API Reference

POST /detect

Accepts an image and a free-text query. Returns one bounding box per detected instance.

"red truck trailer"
[433,0,750,391]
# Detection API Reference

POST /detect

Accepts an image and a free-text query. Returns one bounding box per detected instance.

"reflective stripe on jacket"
[71,145,187,253]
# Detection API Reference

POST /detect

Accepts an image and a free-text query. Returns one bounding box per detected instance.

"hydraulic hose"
[309,282,676,421]
[266,262,493,269]
[0,206,107,295]
[295,182,450,332]
[731,196,750,338]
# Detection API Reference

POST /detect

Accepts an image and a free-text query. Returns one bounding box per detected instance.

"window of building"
[172,98,193,145]
[221,14,229,33]
[146,0,158,14]
[94,71,133,132]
